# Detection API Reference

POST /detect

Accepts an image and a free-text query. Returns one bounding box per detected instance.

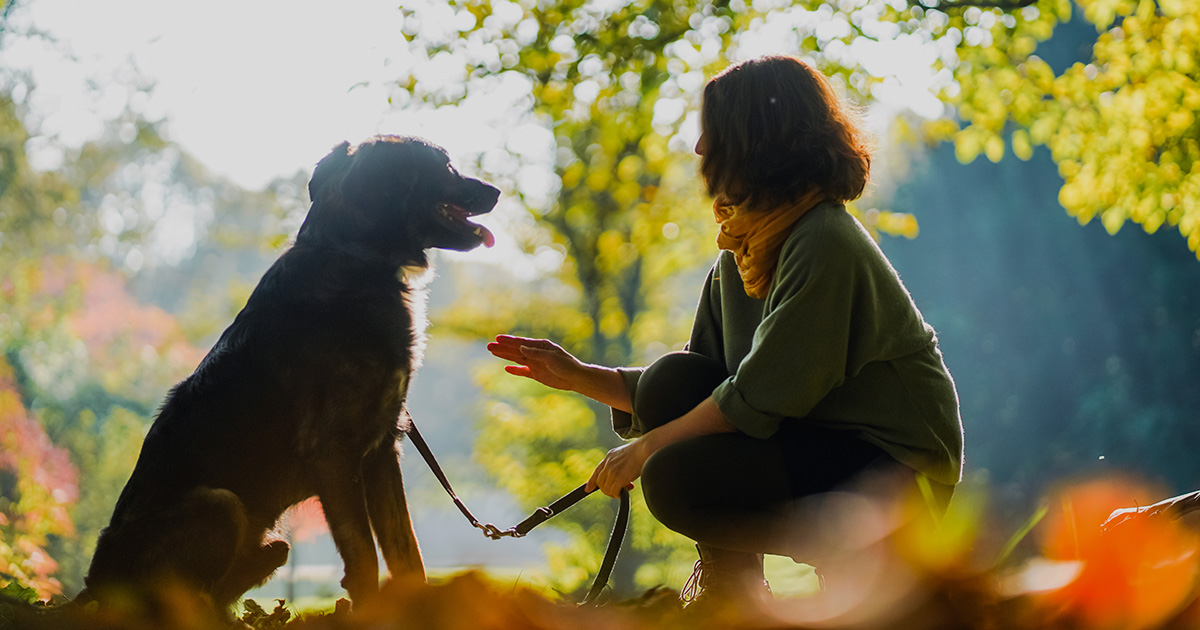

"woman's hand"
[487,335,633,412]
[486,335,585,392]
[587,438,652,498]
[586,397,739,497]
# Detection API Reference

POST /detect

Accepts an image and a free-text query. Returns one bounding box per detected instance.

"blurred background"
[1,0,1198,608]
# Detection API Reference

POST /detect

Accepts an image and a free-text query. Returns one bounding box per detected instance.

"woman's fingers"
[494,334,537,343]
[587,445,644,498]
[597,469,619,498]
[587,446,641,497]
[487,337,531,361]
[586,458,605,493]
[518,345,558,363]
[492,335,552,351]
[590,455,622,497]
[488,339,543,366]
[490,334,582,392]
[488,336,562,363]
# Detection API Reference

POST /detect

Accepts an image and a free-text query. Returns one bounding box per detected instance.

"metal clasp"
[476,522,523,540]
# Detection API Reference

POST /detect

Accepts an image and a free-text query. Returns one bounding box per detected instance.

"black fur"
[80,135,499,611]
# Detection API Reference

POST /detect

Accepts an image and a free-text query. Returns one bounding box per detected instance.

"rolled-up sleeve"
[609,367,646,438]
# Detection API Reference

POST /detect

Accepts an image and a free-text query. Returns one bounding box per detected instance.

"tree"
[934,0,1200,257]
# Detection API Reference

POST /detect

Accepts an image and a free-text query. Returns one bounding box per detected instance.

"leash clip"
[477,522,523,540]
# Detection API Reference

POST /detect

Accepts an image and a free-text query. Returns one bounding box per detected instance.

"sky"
[9,0,513,190]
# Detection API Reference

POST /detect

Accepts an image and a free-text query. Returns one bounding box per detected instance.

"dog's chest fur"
[281,250,424,454]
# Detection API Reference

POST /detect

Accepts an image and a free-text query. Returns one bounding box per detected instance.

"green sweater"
[612,202,964,485]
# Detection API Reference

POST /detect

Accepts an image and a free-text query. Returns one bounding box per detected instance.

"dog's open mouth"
[438,203,495,248]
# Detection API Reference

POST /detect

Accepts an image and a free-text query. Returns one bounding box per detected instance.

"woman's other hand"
[586,439,648,498]
[586,397,738,496]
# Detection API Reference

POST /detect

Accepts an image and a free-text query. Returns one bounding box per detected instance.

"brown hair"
[700,56,872,209]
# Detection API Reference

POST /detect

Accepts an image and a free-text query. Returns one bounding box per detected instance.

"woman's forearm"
[573,363,634,414]
[641,396,737,454]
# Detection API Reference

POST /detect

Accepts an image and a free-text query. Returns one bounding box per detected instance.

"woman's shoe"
[680,544,772,611]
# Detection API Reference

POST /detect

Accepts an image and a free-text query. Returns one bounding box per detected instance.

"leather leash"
[405,418,629,605]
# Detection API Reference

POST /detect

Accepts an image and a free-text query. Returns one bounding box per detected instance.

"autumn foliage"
[0,258,205,597]
[0,358,78,598]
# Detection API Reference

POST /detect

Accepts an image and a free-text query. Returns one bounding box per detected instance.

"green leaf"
[0,582,40,604]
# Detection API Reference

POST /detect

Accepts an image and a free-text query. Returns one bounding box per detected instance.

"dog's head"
[297,136,499,262]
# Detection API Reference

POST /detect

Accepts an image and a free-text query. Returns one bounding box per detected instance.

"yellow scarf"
[714,189,825,299]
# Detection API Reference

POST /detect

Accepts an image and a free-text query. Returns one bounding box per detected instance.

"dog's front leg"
[364,441,425,581]
[313,460,380,605]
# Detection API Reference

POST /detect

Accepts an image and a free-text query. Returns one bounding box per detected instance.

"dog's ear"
[309,141,353,202]
[298,141,359,244]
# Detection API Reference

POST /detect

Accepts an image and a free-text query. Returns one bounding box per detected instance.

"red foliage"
[1039,479,1200,628]
[45,259,205,378]
[0,357,79,597]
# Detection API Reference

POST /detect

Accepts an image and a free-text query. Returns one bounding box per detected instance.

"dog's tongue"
[475,224,495,248]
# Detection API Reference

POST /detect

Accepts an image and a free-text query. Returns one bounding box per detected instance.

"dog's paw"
[261,540,290,570]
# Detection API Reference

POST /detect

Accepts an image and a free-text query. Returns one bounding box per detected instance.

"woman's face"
[694,133,708,156]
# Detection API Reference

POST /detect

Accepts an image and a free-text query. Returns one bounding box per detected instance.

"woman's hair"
[700,55,872,209]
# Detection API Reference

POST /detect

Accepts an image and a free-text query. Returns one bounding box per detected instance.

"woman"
[487,55,963,606]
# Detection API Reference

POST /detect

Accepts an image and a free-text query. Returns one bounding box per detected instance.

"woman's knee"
[634,352,728,431]
[640,445,702,535]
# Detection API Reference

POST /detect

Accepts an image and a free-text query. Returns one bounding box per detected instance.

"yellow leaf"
[985,134,1006,162]
[1012,129,1034,161]
[954,132,981,164]
[1101,207,1126,234]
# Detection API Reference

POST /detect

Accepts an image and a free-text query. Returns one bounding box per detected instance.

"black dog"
[80,135,499,611]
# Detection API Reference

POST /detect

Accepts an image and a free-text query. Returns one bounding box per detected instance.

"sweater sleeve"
[711,210,856,438]
[609,367,646,439]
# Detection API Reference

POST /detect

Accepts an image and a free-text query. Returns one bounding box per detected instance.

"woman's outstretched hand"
[486,335,584,392]
[487,335,634,413]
